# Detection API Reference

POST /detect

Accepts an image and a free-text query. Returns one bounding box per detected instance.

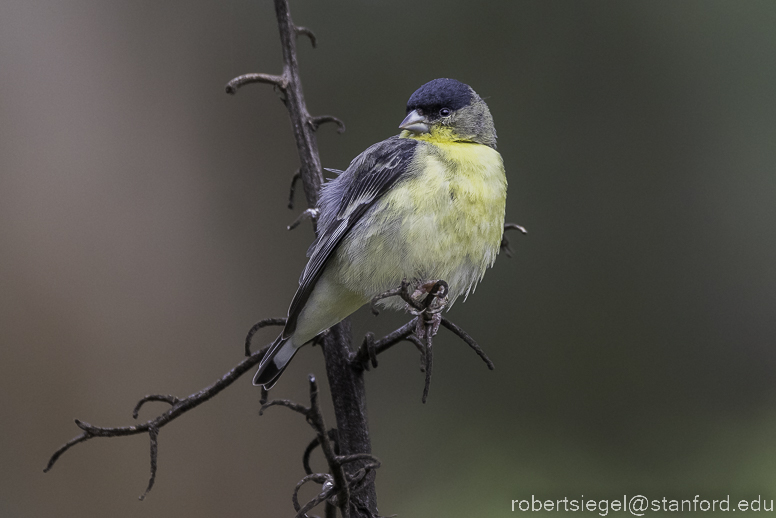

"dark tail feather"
[253,336,299,389]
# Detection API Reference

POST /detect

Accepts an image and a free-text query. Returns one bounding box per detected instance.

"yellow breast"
[334,134,507,306]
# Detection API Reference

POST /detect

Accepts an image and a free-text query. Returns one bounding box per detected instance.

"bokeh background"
[3,1,776,516]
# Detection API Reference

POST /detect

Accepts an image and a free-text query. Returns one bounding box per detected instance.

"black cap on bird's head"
[399,78,497,148]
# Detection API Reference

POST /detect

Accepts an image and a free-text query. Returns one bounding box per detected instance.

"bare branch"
[260,398,311,417]
[350,319,417,367]
[44,347,269,498]
[288,208,320,231]
[245,317,286,356]
[225,73,288,95]
[139,426,159,501]
[505,222,528,234]
[288,170,302,209]
[303,428,339,475]
[501,222,528,258]
[293,473,333,516]
[268,375,377,518]
[309,115,346,134]
[132,395,179,419]
[294,25,318,48]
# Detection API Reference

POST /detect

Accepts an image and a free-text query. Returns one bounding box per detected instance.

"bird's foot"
[415,311,441,341]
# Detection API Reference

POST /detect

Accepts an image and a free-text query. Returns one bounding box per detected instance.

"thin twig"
[501,222,528,258]
[225,73,289,95]
[294,25,318,48]
[132,395,180,419]
[288,208,320,230]
[303,428,339,475]
[44,347,269,498]
[288,170,302,209]
[267,375,377,518]
[245,318,286,356]
[309,115,346,133]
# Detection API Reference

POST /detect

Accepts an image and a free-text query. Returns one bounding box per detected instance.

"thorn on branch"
[266,374,380,518]
[303,428,339,475]
[294,25,318,48]
[501,222,527,258]
[309,115,346,134]
[139,426,159,501]
[245,318,287,356]
[288,170,302,209]
[133,395,180,419]
[351,319,416,367]
[259,398,311,418]
[288,208,320,231]
[225,73,288,95]
[294,473,335,518]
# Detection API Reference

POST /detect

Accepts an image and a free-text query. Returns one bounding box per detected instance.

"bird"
[253,78,507,388]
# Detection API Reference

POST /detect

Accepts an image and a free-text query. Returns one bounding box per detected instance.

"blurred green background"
[2,1,776,516]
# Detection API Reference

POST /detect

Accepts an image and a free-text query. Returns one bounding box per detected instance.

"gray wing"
[282,136,419,338]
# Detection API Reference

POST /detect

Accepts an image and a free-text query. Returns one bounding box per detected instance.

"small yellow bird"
[254,78,507,388]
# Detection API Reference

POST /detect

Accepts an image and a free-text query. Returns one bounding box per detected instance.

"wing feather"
[282,136,419,338]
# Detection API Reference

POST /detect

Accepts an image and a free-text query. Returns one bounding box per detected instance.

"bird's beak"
[399,109,429,134]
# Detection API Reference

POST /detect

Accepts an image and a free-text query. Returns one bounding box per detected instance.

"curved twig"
[225,73,289,95]
[288,170,302,209]
[294,25,318,48]
[245,318,286,356]
[260,398,310,417]
[350,319,417,367]
[44,347,269,498]
[140,426,159,500]
[293,472,331,513]
[501,221,528,258]
[132,395,179,419]
[303,428,339,475]
[309,115,346,134]
[288,208,320,231]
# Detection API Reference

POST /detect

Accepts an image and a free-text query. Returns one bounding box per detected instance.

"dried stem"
[262,375,381,518]
[44,347,269,499]
[501,221,528,258]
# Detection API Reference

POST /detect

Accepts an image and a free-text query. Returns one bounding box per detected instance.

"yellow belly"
[332,139,507,307]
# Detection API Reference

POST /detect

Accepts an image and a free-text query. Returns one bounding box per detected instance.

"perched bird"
[253,78,507,388]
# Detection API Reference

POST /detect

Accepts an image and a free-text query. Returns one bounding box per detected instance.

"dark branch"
[288,208,320,231]
[288,170,302,209]
[501,222,528,258]
[263,375,379,518]
[350,319,417,367]
[303,428,339,475]
[354,278,495,402]
[141,427,159,501]
[260,398,310,417]
[294,25,318,48]
[132,395,180,419]
[225,73,288,95]
[245,317,286,356]
[309,115,346,134]
[44,347,269,498]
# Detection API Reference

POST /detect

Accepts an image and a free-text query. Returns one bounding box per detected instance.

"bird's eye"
[439,108,451,117]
